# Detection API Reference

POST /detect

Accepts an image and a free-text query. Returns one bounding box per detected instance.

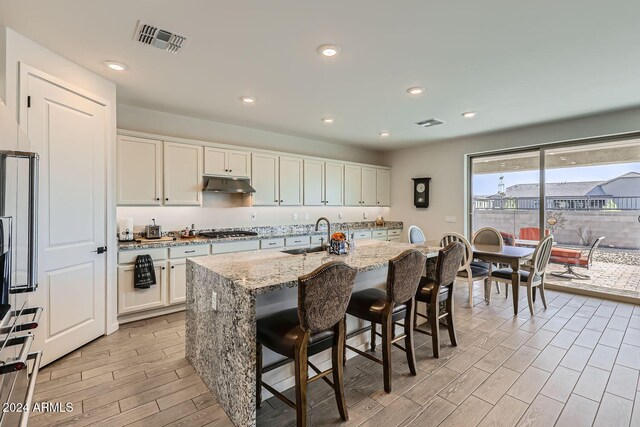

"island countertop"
[189,240,439,295]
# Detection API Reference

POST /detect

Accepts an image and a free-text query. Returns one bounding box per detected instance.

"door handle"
[92,246,107,254]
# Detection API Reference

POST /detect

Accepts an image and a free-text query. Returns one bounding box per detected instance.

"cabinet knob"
[171,265,175,269]
[229,169,233,173]
[280,200,283,203]
[274,199,278,202]
[162,266,166,270]
[165,198,169,201]
[156,198,160,201]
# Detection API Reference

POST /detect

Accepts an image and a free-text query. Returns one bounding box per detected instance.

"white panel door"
[203,147,228,176]
[168,259,187,305]
[252,153,279,206]
[303,159,324,206]
[25,72,107,365]
[117,136,162,205]
[279,156,303,206]
[344,165,362,206]
[325,162,344,206]
[227,150,251,178]
[164,142,202,205]
[361,167,377,206]
[376,169,390,206]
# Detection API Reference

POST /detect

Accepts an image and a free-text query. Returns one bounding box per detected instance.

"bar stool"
[344,249,426,393]
[414,242,465,358]
[256,261,357,427]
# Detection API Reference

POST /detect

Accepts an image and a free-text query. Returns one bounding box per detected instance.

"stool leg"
[294,333,309,427]
[343,316,347,367]
[430,297,441,358]
[370,322,376,352]
[446,285,458,347]
[256,342,262,409]
[332,319,349,421]
[381,305,393,393]
[404,298,417,376]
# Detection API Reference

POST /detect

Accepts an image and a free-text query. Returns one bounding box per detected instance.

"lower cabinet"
[117,263,168,314]
[168,259,187,305]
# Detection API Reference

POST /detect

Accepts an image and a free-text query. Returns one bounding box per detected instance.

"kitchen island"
[185,240,438,427]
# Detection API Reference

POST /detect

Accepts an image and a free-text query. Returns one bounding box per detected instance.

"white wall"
[385,106,640,241]
[117,104,382,165]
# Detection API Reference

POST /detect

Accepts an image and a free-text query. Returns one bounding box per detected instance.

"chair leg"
[495,282,501,294]
[256,343,262,409]
[538,284,548,309]
[404,299,417,376]
[445,285,458,347]
[532,286,537,302]
[505,282,509,298]
[485,278,492,304]
[381,307,393,393]
[294,334,309,427]
[526,286,534,316]
[343,316,347,367]
[332,320,349,421]
[468,276,474,307]
[370,322,376,352]
[430,299,441,358]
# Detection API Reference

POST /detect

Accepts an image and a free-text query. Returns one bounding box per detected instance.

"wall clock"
[412,177,431,208]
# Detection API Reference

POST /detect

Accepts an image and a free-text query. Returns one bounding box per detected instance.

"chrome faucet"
[315,217,331,247]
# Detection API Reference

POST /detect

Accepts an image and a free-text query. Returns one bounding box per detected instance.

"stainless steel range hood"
[203,177,255,193]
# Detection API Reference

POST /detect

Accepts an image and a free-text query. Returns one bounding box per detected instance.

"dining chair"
[407,225,426,244]
[439,232,488,307]
[471,227,504,296]
[489,234,555,315]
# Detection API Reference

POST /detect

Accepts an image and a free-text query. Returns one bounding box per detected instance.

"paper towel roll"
[118,218,134,241]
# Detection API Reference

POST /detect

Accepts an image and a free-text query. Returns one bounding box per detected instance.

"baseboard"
[117,304,185,324]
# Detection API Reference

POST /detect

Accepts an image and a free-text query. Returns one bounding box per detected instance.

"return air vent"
[133,20,188,53]
[416,118,444,128]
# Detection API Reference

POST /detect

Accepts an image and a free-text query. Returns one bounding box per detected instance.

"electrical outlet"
[211,291,217,311]
[305,213,309,220]
[293,213,298,221]
[250,212,257,222]
[363,212,367,219]
[338,212,343,219]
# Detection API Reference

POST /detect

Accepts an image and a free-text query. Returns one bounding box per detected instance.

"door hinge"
[27,96,31,108]
[92,246,107,254]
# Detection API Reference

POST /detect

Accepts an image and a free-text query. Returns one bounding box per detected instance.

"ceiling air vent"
[133,20,188,53]
[416,118,444,128]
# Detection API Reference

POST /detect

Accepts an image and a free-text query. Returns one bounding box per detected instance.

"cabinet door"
[361,167,377,206]
[203,147,228,176]
[344,165,362,206]
[168,259,187,305]
[227,150,251,178]
[303,159,324,206]
[164,142,203,205]
[252,153,279,206]
[279,156,303,206]
[118,264,167,314]
[376,169,390,206]
[117,136,163,205]
[325,162,344,206]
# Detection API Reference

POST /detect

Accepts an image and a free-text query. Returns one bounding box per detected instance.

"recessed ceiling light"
[548,152,556,155]
[379,130,390,137]
[560,157,567,161]
[321,117,335,124]
[104,61,127,71]
[239,96,256,104]
[318,44,340,57]
[462,111,477,118]
[570,161,577,165]
[406,87,425,95]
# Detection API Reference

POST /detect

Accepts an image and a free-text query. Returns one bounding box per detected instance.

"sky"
[473,163,640,195]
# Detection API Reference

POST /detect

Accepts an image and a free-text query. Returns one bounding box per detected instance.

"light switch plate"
[250,212,257,222]
[445,216,457,223]
[363,212,367,219]
[211,291,217,311]
[338,212,343,219]
[305,213,309,220]
[292,213,298,221]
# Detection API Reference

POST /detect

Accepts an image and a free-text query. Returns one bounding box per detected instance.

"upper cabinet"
[278,156,303,206]
[303,159,324,206]
[204,147,250,178]
[324,162,344,206]
[117,136,163,205]
[252,153,279,206]
[344,165,362,206]
[164,142,203,206]
[361,167,377,206]
[376,169,390,206]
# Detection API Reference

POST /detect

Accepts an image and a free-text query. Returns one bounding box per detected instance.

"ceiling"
[2,0,640,150]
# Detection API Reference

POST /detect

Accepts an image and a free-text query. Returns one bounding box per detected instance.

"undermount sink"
[281,246,326,255]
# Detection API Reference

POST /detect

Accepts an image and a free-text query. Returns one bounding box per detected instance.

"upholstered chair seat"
[345,288,408,323]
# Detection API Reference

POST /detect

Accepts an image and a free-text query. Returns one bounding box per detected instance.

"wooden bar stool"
[344,249,426,393]
[256,261,357,427]
[414,242,465,358]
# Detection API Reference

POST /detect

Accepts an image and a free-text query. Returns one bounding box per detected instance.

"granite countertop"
[189,240,439,295]
[118,221,403,251]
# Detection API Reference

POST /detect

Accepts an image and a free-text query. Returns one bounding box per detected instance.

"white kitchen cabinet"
[279,156,303,206]
[118,263,167,314]
[376,169,390,206]
[252,153,279,206]
[325,162,344,206]
[304,159,324,206]
[164,142,203,205]
[361,167,377,206]
[204,148,251,178]
[117,136,163,205]
[344,165,362,206]
[168,259,187,305]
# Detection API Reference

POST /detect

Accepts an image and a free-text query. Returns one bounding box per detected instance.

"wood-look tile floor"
[33,283,640,426]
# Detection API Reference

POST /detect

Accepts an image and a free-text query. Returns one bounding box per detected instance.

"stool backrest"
[298,261,357,333]
[407,225,426,244]
[472,227,504,250]
[436,242,466,287]
[530,234,555,277]
[386,249,427,304]
[439,232,472,272]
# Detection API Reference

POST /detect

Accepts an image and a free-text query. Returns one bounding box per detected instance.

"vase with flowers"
[329,232,350,255]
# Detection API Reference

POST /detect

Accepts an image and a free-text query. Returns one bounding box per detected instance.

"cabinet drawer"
[388,236,401,242]
[352,231,372,239]
[285,236,310,247]
[211,240,260,254]
[373,236,387,241]
[118,248,167,264]
[388,229,402,237]
[310,235,326,245]
[372,230,387,238]
[169,245,210,259]
[261,238,285,249]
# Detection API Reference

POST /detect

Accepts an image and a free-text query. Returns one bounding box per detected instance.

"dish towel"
[134,254,156,289]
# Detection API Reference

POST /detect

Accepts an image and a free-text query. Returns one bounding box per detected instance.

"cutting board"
[136,236,175,243]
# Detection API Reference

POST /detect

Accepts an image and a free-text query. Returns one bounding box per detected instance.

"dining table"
[472,244,535,315]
